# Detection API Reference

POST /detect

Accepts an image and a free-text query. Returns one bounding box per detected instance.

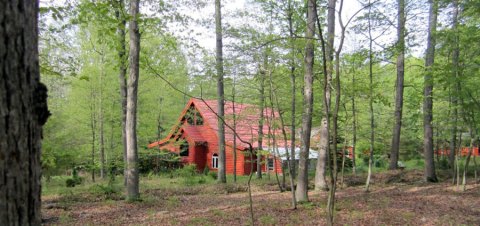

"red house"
[148,98,284,175]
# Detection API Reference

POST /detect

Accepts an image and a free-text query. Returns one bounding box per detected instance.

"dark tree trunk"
[126,0,140,201]
[389,0,406,170]
[423,0,438,182]
[215,0,227,183]
[0,1,48,224]
[113,0,128,186]
[296,0,315,202]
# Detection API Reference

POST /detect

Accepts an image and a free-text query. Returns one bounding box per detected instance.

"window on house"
[180,142,189,156]
[268,158,274,171]
[212,153,218,169]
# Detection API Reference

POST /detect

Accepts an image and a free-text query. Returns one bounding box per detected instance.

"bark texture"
[389,0,406,170]
[315,119,328,190]
[215,0,227,183]
[295,0,315,202]
[423,0,438,182]
[0,1,48,224]
[126,0,140,200]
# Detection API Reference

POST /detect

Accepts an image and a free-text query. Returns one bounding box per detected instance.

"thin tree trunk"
[287,0,297,179]
[273,84,297,209]
[328,0,342,223]
[340,104,349,187]
[114,0,128,186]
[126,0,140,201]
[295,0,316,203]
[462,129,475,191]
[423,0,438,182]
[215,0,227,183]
[455,132,462,187]
[90,87,97,183]
[365,0,375,192]
[351,71,357,175]
[233,78,237,183]
[257,68,266,179]
[389,0,406,170]
[315,0,335,193]
[268,69,284,192]
[0,1,47,223]
[449,0,460,174]
[99,57,106,180]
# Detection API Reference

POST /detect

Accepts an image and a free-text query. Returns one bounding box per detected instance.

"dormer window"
[184,106,204,126]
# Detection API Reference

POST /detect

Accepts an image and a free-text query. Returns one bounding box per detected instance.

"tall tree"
[365,0,375,192]
[215,0,227,183]
[287,0,297,179]
[113,0,128,186]
[126,0,140,200]
[423,0,438,182]
[296,0,315,202]
[0,0,49,224]
[389,0,406,170]
[315,0,336,191]
[449,0,460,176]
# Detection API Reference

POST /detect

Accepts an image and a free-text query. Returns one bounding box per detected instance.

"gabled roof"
[148,98,290,150]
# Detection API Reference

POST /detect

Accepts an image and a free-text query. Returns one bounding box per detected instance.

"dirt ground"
[42,170,480,225]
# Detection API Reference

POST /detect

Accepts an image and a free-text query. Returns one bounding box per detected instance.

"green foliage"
[208,171,218,180]
[65,168,83,187]
[138,148,181,174]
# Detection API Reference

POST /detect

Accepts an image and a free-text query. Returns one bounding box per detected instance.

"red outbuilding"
[148,98,284,175]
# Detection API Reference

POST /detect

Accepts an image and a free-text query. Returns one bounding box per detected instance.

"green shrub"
[203,167,210,176]
[209,171,218,180]
[65,168,83,187]
[176,164,197,178]
[65,178,76,187]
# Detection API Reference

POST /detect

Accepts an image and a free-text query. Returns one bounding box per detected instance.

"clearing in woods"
[42,170,480,225]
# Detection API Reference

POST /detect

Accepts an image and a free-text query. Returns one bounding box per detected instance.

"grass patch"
[259,215,277,225]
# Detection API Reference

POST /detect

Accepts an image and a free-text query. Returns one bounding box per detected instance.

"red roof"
[148,98,290,150]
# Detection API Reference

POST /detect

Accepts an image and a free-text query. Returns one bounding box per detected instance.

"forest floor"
[42,170,480,225]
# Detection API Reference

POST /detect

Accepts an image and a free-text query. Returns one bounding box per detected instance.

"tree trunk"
[257,69,266,179]
[449,0,460,175]
[315,119,328,191]
[315,0,336,193]
[423,0,438,182]
[215,0,227,183]
[462,130,475,191]
[90,87,97,182]
[99,58,106,180]
[365,0,375,192]
[274,91,297,209]
[295,0,315,202]
[287,0,297,179]
[126,0,140,201]
[0,1,48,224]
[389,0,406,170]
[232,78,237,183]
[351,72,357,175]
[114,0,128,186]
